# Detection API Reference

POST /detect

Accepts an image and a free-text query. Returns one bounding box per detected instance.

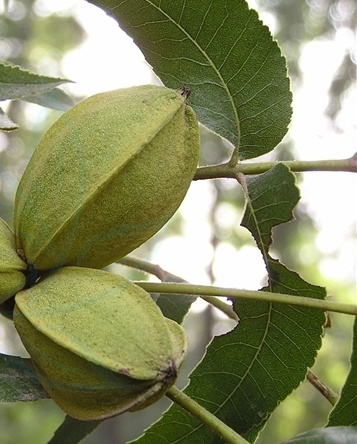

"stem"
[199,296,239,322]
[194,153,357,180]
[166,386,250,444]
[306,371,339,406]
[133,282,357,316]
[118,256,239,322]
[229,146,239,167]
[118,256,170,281]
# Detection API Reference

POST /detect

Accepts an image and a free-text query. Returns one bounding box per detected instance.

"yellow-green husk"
[14,267,187,420]
[14,85,200,271]
[0,216,27,303]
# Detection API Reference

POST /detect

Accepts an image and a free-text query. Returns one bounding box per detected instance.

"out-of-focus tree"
[0,1,355,443]
[0,0,84,222]
[0,2,85,443]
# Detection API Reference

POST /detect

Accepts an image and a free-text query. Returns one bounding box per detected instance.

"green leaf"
[131,266,326,443]
[118,257,196,324]
[0,61,71,101]
[327,317,357,426]
[241,163,300,255]
[22,87,75,111]
[0,107,18,131]
[130,160,325,442]
[281,426,357,444]
[0,353,49,401]
[48,415,101,444]
[154,274,196,324]
[89,0,292,159]
[155,292,196,325]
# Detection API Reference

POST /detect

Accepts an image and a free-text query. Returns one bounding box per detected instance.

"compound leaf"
[131,264,326,443]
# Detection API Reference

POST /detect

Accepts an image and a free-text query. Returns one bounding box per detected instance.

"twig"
[306,371,339,406]
[118,256,239,322]
[132,282,357,316]
[194,153,357,180]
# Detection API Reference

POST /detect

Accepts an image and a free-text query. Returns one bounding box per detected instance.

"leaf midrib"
[111,0,241,150]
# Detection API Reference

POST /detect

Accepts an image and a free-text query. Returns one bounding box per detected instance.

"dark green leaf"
[155,273,196,324]
[0,107,18,131]
[131,264,326,443]
[131,160,324,443]
[118,257,196,323]
[241,163,300,254]
[0,61,71,101]
[327,317,357,426]
[281,426,357,444]
[155,292,196,325]
[0,353,48,401]
[48,415,101,444]
[88,0,292,159]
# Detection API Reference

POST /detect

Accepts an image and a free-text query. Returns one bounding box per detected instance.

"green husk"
[14,267,187,420]
[14,85,200,271]
[0,216,27,303]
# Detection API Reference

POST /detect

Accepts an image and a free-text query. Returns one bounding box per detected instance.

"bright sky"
[5,0,357,298]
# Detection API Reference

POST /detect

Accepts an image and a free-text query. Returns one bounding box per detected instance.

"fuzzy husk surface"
[14,266,187,420]
[14,85,200,271]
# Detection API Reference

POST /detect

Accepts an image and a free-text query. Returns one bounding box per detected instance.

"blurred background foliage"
[0,0,356,443]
